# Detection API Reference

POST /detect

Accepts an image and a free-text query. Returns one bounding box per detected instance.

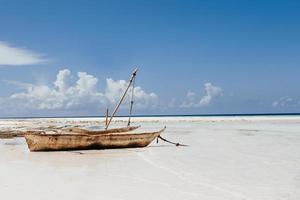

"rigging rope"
[127,75,135,127]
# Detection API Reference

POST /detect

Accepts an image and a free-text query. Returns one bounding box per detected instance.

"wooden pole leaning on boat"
[105,68,138,129]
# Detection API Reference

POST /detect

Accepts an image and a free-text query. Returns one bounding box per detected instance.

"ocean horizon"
[1,112,300,119]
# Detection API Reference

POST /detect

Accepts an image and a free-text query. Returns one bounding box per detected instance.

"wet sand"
[0,116,299,200]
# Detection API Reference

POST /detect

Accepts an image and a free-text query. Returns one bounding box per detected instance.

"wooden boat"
[61,125,140,134]
[0,130,25,139]
[24,127,165,151]
[23,69,173,151]
[0,126,140,139]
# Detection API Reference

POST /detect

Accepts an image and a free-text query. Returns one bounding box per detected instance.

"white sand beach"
[0,116,299,200]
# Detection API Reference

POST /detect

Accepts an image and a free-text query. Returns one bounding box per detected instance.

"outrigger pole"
[105,68,138,130]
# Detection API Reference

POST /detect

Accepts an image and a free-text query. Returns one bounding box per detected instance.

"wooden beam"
[105,68,138,129]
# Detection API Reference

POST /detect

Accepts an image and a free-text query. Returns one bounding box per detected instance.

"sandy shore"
[0,116,299,200]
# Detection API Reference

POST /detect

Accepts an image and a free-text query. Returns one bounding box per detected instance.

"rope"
[106,69,138,129]
[127,75,135,127]
[157,135,188,147]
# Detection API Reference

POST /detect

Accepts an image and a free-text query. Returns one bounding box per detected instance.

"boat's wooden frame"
[61,126,140,135]
[0,126,140,139]
[24,127,165,151]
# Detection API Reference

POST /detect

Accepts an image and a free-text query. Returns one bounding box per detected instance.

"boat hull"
[62,126,140,135]
[0,126,140,139]
[24,128,165,152]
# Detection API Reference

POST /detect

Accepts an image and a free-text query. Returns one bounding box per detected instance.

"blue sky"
[0,0,299,117]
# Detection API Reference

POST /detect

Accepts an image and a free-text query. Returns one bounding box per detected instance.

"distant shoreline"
[1,112,300,120]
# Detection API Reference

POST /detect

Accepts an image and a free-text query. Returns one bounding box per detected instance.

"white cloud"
[105,78,158,109]
[0,41,46,66]
[132,86,158,109]
[105,78,128,104]
[272,97,298,107]
[199,83,223,106]
[54,69,71,92]
[0,69,158,115]
[181,83,223,108]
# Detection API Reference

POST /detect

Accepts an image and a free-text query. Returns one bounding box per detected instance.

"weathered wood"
[106,68,138,129]
[62,126,140,135]
[0,130,43,139]
[24,127,165,151]
[0,126,139,139]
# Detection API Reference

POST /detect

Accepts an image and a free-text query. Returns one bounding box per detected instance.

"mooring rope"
[157,135,188,147]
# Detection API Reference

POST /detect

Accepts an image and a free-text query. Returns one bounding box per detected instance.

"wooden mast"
[105,68,138,129]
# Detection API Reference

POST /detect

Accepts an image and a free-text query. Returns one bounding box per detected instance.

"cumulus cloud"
[105,78,128,104]
[199,83,223,106]
[272,97,299,107]
[181,83,222,108]
[54,69,71,92]
[0,41,46,66]
[0,69,158,115]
